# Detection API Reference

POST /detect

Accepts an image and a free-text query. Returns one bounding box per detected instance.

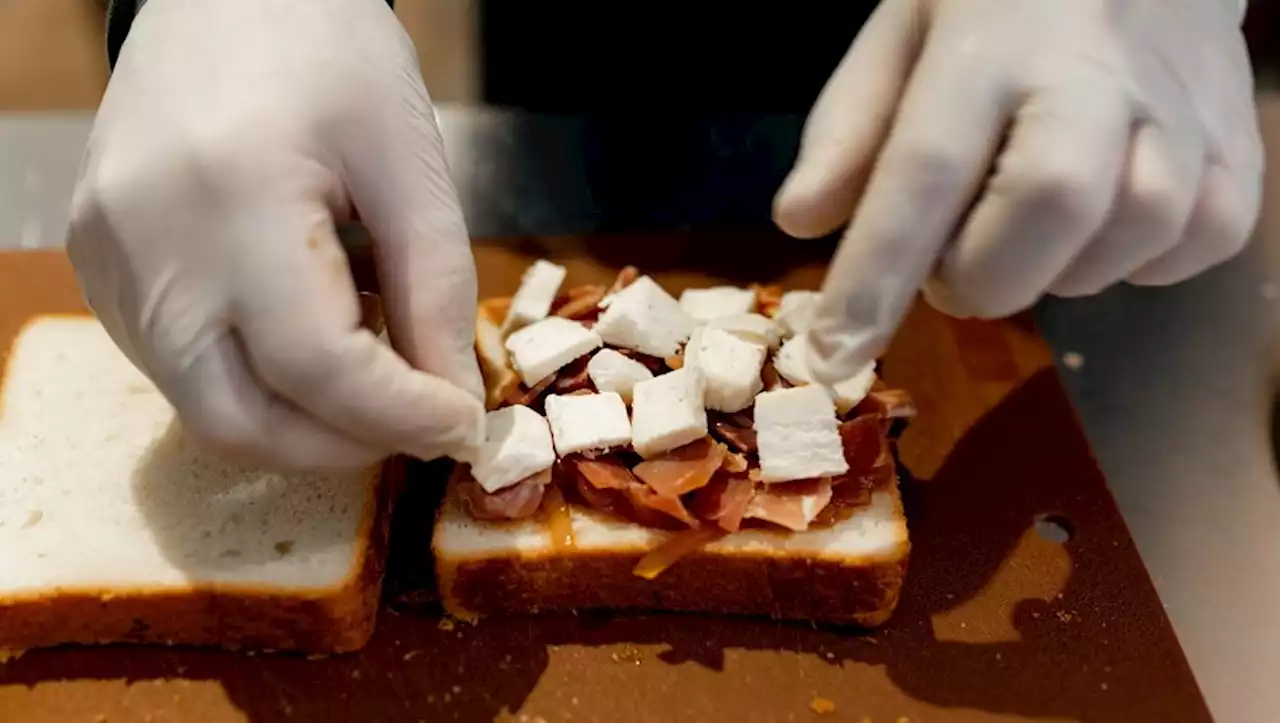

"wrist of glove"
[775,0,1263,384]
[73,0,484,471]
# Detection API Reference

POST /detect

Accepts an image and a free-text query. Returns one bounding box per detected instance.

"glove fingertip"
[803,327,875,387]
[773,169,845,240]
[406,380,486,463]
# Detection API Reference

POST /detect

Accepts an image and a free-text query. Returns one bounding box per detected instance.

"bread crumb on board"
[0,649,25,664]
[809,697,836,715]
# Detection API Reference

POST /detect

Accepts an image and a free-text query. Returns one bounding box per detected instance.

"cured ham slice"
[744,478,834,532]
[460,468,549,521]
[688,474,755,532]
[632,437,725,498]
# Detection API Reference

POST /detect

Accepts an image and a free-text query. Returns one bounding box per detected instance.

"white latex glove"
[774,0,1263,383]
[67,0,485,470]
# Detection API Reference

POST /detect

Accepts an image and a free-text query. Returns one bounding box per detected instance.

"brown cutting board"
[0,238,1210,723]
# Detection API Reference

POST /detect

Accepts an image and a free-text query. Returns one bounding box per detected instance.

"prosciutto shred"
[552,356,593,394]
[460,468,549,521]
[607,265,640,296]
[688,474,755,532]
[632,437,725,498]
[572,455,637,490]
[624,484,701,528]
[508,373,556,408]
[743,478,834,532]
[711,419,756,454]
[569,454,701,528]
[553,284,608,320]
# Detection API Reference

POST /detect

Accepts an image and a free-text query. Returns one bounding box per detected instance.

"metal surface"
[2,99,1279,721]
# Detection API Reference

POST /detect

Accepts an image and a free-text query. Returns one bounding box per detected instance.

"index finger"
[231,212,484,463]
[804,41,1015,384]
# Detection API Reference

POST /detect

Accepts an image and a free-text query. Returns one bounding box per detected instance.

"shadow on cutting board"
[0,368,1208,723]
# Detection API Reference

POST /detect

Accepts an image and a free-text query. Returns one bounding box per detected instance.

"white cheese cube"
[630,367,708,459]
[586,348,653,404]
[696,327,766,413]
[593,275,695,357]
[682,326,705,369]
[468,405,556,493]
[544,392,632,456]
[501,260,567,334]
[504,317,602,387]
[773,290,821,337]
[679,286,756,322]
[753,385,849,483]
[772,336,877,414]
[705,313,782,349]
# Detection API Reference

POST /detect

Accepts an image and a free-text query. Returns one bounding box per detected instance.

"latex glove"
[774,0,1263,383]
[67,0,485,470]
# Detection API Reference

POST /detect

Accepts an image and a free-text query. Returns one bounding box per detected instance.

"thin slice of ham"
[569,454,700,528]
[552,356,593,394]
[461,468,550,521]
[744,478,834,532]
[508,373,556,408]
[721,450,750,474]
[632,437,726,498]
[607,266,640,296]
[688,474,755,532]
[711,420,756,454]
[571,455,637,489]
[553,284,608,320]
[625,484,701,528]
[838,414,887,477]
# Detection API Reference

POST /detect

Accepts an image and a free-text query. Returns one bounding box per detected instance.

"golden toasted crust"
[0,458,404,655]
[438,545,908,628]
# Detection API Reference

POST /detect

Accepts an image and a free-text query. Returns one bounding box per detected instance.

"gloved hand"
[67,0,485,470]
[774,0,1263,383]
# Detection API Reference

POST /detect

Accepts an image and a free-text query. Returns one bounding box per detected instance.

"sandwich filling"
[458,262,914,577]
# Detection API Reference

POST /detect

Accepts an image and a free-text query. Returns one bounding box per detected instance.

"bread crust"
[0,457,403,655]
[435,483,910,628]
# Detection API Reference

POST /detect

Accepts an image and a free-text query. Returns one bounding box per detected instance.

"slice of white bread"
[433,478,909,627]
[0,316,397,654]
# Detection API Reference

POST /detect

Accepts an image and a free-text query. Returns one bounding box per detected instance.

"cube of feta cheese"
[771,336,877,414]
[773,290,821,337]
[682,326,704,369]
[544,392,632,456]
[586,348,653,404]
[753,385,849,483]
[504,317,603,387]
[705,313,782,349]
[593,275,695,357]
[630,367,708,458]
[695,327,766,413]
[679,286,756,322]
[501,259,567,334]
[468,405,557,493]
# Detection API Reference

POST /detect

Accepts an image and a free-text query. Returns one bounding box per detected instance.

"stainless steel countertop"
[3,101,1279,722]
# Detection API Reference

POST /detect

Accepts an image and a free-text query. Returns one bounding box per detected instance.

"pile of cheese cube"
[466,260,878,498]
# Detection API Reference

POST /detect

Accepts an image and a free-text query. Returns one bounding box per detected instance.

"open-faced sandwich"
[434,261,915,626]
